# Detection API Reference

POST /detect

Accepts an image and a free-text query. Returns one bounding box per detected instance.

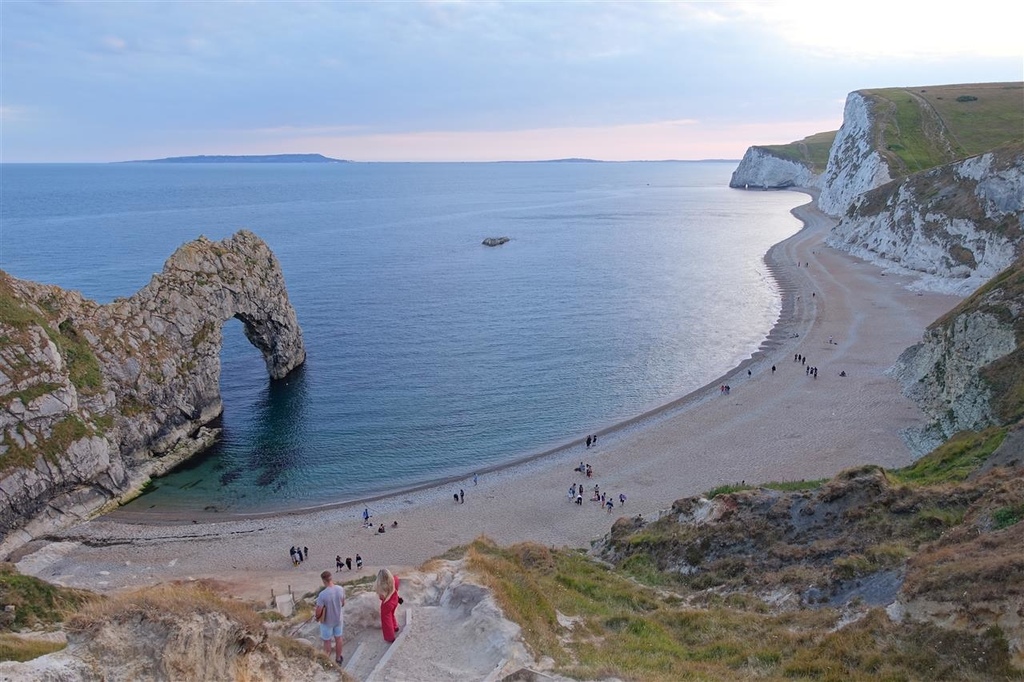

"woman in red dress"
[374,568,401,642]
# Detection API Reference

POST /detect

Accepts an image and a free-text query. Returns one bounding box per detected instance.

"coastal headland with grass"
[2,82,1022,680]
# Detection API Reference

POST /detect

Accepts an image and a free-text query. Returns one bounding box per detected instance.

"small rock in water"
[482,236,510,247]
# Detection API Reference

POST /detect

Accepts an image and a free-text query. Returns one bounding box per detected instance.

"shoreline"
[100,191,812,527]
[14,190,964,603]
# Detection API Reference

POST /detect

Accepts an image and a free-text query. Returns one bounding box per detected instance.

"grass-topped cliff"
[761,82,1023,181]
[862,82,1024,175]
[754,130,838,174]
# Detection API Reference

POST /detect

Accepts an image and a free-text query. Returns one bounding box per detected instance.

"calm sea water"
[0,162,803,513]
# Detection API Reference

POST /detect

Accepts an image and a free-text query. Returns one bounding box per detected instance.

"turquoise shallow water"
[0,161,803,513]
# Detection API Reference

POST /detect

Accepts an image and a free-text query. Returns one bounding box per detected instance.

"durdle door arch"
[0,230,305,555]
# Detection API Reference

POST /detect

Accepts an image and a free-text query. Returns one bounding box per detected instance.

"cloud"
[740,1,1024,60]
[100,35,128,53]
[0,1,1019,162]
[0,105,28,122]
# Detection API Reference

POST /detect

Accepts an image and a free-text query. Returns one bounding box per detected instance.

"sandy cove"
[13,193,962,604]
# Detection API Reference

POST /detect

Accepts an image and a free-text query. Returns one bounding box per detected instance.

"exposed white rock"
[729,147,819,190]
[891,291,1021,455]
[826,148,1024,294]
[817,92,894,217]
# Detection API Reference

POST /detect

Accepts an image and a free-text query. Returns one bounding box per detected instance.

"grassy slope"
[752,83,1022,180]
[468,426,1023,681]
[757,131,837,172]
[863,82,1023,174]
[0,563,96,662]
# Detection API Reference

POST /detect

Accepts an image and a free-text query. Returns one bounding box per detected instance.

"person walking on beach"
[356,554,363,570]
[459,488,465,504]
[375,568,402,643]
[586,435,592,448]
[336,555,343,572]
[473,473,478,486]
[362,508,370,527]
[315,570,346,665]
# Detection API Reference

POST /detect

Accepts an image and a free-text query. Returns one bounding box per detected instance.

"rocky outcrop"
[482,237,510,247]
[826,146,1024,294]
[0,230,305,556]
[817,92,896,216]
[891,257,1023,454]
[729,147,819,190]
[0,583,341,682]
[596,463,1024,666]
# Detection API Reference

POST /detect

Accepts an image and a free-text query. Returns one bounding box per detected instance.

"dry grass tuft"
[65,581,264,635]
[0,633,65,663]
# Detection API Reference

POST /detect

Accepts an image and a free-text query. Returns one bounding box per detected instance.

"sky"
[2,1,1022,163]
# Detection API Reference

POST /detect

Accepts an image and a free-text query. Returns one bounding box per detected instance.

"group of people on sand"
[289,545,308,566]
[315,566,403,667]
[568,470,626,513]
[584,434,599,448]
[334,554,363,572]
[574,461,594,478]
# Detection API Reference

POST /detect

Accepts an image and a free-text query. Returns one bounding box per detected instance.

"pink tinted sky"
[2,2,1021,162]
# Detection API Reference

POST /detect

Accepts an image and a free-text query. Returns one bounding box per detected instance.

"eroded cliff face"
[733,87,1024,294]
[817,92,896,217]
[891,258,1023,454]
[729,147,819,190]
[728,92,894,209]
[826,146,1024,295]
[0,230,305,556]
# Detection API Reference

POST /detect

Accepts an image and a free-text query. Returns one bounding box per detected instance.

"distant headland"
[120,153,349,164]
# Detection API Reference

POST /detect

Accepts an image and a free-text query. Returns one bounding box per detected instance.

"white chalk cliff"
[733,88,1023,294]
[816,92,896,217]
[826,146,1024,295]
[729,147,819,190]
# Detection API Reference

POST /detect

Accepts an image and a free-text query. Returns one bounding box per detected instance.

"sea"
[0,161,805,515]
